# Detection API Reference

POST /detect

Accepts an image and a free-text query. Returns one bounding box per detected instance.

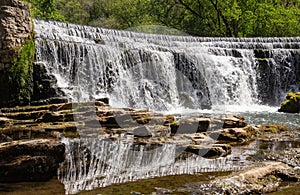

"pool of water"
[1,106,299,195]
[162,105,300,129]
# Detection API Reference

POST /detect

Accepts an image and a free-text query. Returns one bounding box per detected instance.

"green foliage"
[9,39,35,104]
[23,0,300,37]
[23,0,65,21]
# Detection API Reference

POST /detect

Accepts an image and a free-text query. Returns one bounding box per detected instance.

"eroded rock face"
[0,139,65,182]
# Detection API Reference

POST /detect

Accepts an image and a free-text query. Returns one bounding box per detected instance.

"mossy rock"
[259,124,291,133]
[278,92,300,113]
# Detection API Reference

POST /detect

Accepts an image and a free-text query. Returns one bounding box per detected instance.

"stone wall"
[0,0,33,107]
[0,0,32,70]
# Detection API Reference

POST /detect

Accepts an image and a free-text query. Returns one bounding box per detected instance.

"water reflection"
[58,138,255,194]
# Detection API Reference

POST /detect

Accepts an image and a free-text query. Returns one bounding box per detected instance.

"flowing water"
[32,20,300,194]
[33,20,300,112]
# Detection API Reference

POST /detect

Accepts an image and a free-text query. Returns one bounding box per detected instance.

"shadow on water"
[0,178,65,195]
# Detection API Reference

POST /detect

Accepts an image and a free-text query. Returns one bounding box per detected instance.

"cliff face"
[0,0,32,70]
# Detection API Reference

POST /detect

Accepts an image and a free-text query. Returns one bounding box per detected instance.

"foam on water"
[34,19,300,112]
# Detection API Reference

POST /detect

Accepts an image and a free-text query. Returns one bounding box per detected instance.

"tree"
[24,0,65,21]
[23,0,300,37]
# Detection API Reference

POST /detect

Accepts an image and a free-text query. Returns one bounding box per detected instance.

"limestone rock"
[157,162,300,195]
[0,139,65,182]
[209,125,257,143]
[258,124,291,133]
[185,143,231,158]
[171,118,210,134]
[222,114,247,128]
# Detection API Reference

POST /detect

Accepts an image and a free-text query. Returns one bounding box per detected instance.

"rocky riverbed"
[0,100,299,194]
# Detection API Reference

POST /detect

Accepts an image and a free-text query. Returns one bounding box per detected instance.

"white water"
[33,20,300,194]
[33,20,300,112]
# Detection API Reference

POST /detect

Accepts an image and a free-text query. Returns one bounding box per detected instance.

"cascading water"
[34,19,300,112]
[33,20,300,194]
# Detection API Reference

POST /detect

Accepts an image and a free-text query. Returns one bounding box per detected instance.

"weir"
[33,20,300,194]
[34,19,300,111]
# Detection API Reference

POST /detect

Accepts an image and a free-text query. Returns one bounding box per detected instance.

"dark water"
[0,178,65,195]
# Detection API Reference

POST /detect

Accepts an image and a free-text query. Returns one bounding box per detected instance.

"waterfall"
[33,20,300,194]
[58,138,255,194]
[34,19,300,111]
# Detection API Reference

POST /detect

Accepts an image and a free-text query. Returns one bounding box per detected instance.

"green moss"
[279,92,300,113]
[9,39,35,105]
[62,131,80,139]
[268,126,277,132]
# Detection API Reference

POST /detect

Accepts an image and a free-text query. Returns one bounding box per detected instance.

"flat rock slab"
[157,162,300,194]
[0,139,65,182]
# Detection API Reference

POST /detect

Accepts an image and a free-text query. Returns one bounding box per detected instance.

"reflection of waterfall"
[59,138,255,194]
[34,20,300,111]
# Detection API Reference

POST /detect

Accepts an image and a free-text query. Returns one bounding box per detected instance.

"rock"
[0,133,12,143]
[95,97,109,104]
[259,124,291,133]
[0,139,65,182]
[212,162,300,194]
[209,125,256,143]
[0,117,11,127]
[222,114,247,128]
[31,97,68,106]
[171,118,210,134]
[159,162,300,195]
[94,38,105,44]
[185,143,231,158]
[38,111,65,123]
[278,92,300,113]
[254,49,271,58]
[133,126,152,138]
[32,62,66,104]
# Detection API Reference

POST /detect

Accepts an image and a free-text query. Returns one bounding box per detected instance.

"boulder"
[0,139,65,182]
[278,92,300,113]
[185,143,231,158]
[222,114,247,128]
[209,125,257,143]
[258,124,291,133]
[171,118,210,134]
